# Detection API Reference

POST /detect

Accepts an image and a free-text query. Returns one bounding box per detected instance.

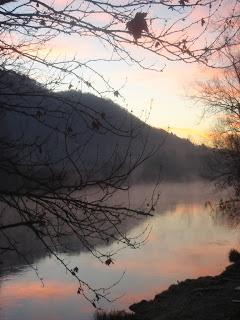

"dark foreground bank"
[130,262,240,320]
[96,262,240,320]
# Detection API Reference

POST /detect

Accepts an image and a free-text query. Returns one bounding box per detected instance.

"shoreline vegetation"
[95,251,240,320]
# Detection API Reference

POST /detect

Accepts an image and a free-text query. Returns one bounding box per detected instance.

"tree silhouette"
[194,50,240,221]
[0,69,158,305]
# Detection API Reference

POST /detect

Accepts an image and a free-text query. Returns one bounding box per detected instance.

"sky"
[47,32,216,145]
[18,0,234,145]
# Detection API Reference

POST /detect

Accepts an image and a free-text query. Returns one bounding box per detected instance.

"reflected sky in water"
[1,183,239,320]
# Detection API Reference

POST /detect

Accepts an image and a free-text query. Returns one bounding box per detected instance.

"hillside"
[0,70,211,184]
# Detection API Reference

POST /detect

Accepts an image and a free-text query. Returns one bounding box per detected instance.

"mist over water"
[0,182,239,320]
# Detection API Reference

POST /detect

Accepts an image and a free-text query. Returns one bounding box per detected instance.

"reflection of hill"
[0,182,215,277]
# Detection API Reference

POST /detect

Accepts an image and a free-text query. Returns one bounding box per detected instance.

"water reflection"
[0,182,239,320]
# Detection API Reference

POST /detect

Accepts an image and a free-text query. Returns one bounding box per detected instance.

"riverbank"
[128,262,240,320]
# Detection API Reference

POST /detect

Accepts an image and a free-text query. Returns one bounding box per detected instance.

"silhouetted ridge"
[0,71,211,182]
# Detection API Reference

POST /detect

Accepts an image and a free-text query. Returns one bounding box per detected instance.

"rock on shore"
[130,263,240,320]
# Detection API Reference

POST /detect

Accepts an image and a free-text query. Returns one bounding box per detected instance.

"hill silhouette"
[0,70,210,184]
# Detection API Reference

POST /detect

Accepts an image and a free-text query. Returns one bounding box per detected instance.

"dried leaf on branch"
[126,12,148,41]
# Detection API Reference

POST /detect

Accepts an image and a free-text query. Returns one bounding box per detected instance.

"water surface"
[1,182,239,320]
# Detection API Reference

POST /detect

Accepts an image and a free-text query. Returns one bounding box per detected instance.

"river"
[0,182,239,320]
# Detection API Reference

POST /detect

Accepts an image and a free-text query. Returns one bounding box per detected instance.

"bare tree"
[0,0,239,306]
[0,69,160,304]
[1,0,239,78]
[193,50,240,222]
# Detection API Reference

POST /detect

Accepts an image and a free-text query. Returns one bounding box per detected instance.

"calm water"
[1,182,239,320]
